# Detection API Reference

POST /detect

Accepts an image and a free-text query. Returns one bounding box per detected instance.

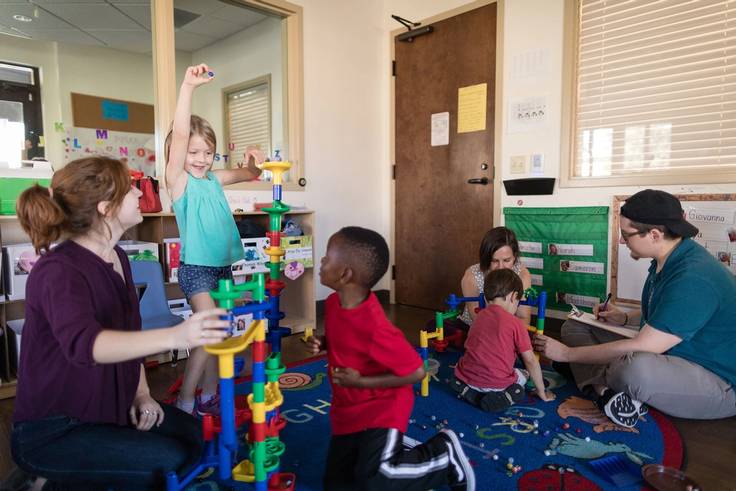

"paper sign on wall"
[560,260,604,275]
[520,256,544,270]
[556,292,600,308]
[431,112,449,146]
[548,243,594,256]
[457,83,487,133]
[519,241,542,254]
[508,96,547,133]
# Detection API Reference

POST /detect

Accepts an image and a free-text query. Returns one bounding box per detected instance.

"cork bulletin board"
[71,93,154,133]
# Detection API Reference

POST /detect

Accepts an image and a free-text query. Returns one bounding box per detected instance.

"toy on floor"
[165,161,297,491]
[420,288,547,397]
[419,292,486,396]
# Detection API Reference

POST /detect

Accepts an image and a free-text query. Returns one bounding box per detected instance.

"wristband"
[621,312,628,326]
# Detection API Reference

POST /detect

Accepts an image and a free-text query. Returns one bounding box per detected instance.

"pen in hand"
[597,293,612,320]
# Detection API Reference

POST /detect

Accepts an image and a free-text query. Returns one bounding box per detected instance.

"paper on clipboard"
[566,311,639,339]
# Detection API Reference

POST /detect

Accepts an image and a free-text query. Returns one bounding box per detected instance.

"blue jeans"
[11,403,203,491]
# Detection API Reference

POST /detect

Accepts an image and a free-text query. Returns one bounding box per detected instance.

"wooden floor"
[1,302,735,490]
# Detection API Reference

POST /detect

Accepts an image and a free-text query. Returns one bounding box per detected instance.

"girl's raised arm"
[166,64,213,199]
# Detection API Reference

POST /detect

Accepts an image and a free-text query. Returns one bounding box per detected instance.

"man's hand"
[593,302,627,325]
[331,367,362,388]
[533,334,570,362]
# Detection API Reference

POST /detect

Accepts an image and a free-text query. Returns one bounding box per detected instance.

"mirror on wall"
[174,0,288,184]
[0,0,293,184]
[0,0,156,174]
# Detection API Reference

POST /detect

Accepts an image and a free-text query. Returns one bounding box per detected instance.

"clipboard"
[566,311,639,339]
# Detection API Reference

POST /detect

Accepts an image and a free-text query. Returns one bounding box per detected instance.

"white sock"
[176,397,195,413]
[200,392,216,403]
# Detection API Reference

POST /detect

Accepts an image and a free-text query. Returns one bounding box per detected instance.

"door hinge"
[392,265,396,280]
[392,164,396,180]
[28,93,33,102]
[392,60,396,77]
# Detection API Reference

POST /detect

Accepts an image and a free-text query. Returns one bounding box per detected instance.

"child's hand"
[183,64,213,88]
[331,367,362,388]
[244,145,266,174]
[537,389,556,402]
[305,335,323,355]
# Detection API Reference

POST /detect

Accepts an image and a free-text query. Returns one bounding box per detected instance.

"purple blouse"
[13,241,142,426]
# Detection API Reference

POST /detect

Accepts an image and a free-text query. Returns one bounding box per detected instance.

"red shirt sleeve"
[513,317,533,354]
[36,260,103,367]
[368,322,422,377]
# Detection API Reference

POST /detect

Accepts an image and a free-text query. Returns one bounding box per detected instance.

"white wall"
[276,0,387,300]
[191,16,284,165]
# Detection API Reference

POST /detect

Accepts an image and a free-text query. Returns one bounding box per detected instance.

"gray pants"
[562,319,736,419]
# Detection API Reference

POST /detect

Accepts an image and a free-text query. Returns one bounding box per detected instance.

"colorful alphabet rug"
[190,351,683,490]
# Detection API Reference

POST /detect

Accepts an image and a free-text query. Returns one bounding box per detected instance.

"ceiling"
[0,0,269,54]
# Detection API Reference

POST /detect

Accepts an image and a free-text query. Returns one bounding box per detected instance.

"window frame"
[560,0,736,188]
[223,75,273,166]
[151,0,304,192]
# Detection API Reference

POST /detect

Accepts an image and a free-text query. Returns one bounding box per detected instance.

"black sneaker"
[440,429,475,491]
[598,391,642,428]
[478,384,524,412]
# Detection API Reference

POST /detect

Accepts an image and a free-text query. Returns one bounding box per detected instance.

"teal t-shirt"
[172,172,244,267]
[641,238,736,387]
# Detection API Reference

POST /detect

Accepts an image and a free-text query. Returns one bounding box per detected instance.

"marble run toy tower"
[261,161,294,356]
[165,161,296,491]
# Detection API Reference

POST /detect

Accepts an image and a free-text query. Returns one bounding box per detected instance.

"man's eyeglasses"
[620,229,647,241]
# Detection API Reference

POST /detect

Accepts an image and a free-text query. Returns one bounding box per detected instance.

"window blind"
[574,0,735,178]
[226,82,270,158]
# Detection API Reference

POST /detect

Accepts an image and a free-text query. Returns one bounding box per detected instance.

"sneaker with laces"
[440,429,475,491]
[598,391,642,428]
[196,394,221,416]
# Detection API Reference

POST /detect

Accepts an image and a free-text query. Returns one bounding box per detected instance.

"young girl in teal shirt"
[166,63,264,414]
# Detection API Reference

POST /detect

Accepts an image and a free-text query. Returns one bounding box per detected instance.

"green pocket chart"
[504,206,609,313]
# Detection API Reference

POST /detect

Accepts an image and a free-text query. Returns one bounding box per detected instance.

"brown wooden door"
[394,4,496,310]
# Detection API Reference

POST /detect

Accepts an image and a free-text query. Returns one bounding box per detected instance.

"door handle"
[467,177,489,185]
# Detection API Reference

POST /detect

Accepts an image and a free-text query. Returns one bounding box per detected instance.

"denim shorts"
[178,262,233,300]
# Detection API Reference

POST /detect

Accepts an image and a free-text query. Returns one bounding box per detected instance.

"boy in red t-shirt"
[307,226,475,491]
[451,269,555,412]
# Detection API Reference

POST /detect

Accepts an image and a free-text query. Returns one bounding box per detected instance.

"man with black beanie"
[534,189,736,427]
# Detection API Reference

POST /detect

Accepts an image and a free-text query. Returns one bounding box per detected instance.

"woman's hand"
[593,302,627,325]
[129,393,164,431]
[183,64,213,88]
[533,334,570,362]
[172,309,230,349]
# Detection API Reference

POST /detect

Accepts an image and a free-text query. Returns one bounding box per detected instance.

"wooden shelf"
[0,211,316,400]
